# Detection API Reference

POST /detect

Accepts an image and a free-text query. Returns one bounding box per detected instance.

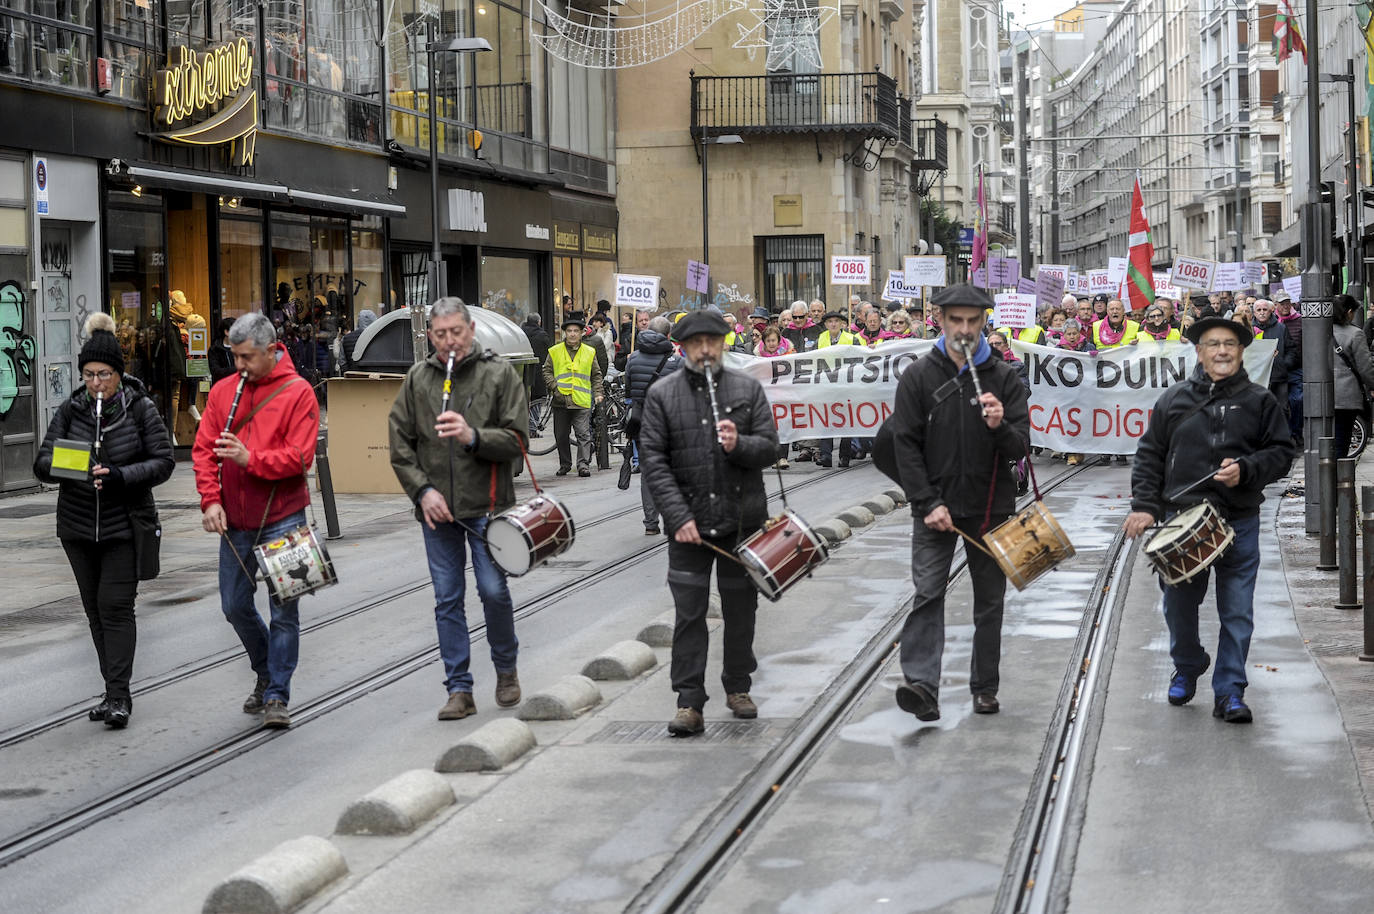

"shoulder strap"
[651,352,671,379]
[1334,338,1361,377]
[232,377,304,435]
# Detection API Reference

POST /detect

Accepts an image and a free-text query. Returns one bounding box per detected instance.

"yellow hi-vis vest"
[549,342,595,408]
[1094,319,1140,348]
[817,330,857,348]
[1138,327,1181,342]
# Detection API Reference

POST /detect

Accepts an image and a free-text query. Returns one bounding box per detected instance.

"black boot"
[88,696,110,722]
[105,697,131,729]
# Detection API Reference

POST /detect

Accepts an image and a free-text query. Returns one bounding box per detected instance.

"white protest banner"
[1171,256,1218,292]
[1009,338,1277,454]
[1281,276,1303,300]
[1067,272,1091,296]
[1152,272,1183,301]
[903,255,948,287]
[1242,261,1264,284]
[1087,269,1114,296]
[882,270,921,301]
[1107,257,1128,287]
[1036,264,1069,308]
[614,273,661,308]
[725,340,934,443]
[831,255,872,285]
[993,293,1038,329]
[1213,262,1246,292]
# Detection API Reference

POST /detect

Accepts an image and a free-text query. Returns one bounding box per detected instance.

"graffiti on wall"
[1,280,37,418]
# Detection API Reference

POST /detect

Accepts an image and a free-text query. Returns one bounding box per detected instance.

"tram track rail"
[0,498,647,752]
[631,460,1098,914]
[0,466,852,870]
[995,525,1139,914]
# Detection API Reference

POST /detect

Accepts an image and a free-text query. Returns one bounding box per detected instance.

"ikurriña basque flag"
[1275,0,1308,64]
[1126,174,1156,312]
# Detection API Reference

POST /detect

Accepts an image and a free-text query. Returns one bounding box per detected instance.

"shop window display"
[480,253,532,324]
[350,216,386,319]
[219,204,264,320]
[106,189,173,419]
[271,212,350,386]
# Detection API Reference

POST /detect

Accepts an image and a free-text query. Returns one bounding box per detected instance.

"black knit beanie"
[79,313,125,377]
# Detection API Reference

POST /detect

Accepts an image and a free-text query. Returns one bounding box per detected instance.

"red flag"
[1126,175,1156,312]
[971,166,988,282]
[1275,0,1308,64]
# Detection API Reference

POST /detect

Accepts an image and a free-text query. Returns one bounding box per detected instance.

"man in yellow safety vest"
[1093,298,1139,349]
[542,315,604,476]
[816,311,860,467]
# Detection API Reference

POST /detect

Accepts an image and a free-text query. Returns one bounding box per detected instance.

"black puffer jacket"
[33,377,175,542]
[639,365,779,539]
[624,331,681,405]
[1131,364,1295,521]
[883,341,1030,520]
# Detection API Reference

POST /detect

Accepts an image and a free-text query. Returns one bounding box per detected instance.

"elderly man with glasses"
[1123,315,1295,725]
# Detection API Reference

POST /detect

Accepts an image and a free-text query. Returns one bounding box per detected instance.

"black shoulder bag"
[127,397,163,581]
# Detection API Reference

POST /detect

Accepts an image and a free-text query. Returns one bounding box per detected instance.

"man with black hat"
[1124,314,1295,724]
[880,284,1031,721]
[542,315,604,476]
[638,309,780,736]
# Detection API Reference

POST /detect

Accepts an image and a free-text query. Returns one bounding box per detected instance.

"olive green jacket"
[389,347,527,520]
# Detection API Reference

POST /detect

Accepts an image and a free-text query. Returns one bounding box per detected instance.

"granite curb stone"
[581,640,658,680]
[335,770,455,836]
[434,718,538,773]
[516,675,602,721]
[203,835,347,914]
[837,505,876,528]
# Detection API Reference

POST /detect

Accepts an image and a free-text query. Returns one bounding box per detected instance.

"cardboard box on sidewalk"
[327,376,405,494]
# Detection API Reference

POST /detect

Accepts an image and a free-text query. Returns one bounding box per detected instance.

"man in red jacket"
[193,312,320,729]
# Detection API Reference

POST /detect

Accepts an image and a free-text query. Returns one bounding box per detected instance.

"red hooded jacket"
[193,343,320,530]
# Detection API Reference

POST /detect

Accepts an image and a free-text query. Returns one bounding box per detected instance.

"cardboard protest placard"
[993,293,1038,329]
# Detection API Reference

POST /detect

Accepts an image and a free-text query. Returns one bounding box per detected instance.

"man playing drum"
[1123,315,1295,723]
[639,310,780,736]
[194,312,320,730]
[882,284,1031,721]
[389,297,529,720]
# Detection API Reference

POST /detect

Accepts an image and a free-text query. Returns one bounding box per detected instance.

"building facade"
[0,0,617,492]
[610,0,932,313]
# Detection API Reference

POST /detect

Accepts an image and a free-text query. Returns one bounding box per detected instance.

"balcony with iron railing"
[691,71,901,140]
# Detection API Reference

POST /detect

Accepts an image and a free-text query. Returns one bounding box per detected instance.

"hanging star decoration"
[733,0,837,71]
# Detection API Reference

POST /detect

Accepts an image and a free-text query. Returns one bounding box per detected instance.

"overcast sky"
[1005,0,1083,30]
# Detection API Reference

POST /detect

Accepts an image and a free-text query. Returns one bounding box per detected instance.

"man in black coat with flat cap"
[1124,315,1294,724]
[639,310,780,736]
[881,284,1031,722]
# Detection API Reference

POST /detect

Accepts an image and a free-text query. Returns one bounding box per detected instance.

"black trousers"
[668,536,759,710]
[62,538,139,702]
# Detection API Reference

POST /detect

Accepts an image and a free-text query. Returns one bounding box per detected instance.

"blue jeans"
[1160,513,1261,700]
[421,517,519,695]
[219,510,307,704]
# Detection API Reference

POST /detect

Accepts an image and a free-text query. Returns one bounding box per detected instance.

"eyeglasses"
[990,340,1009,349]
[890,320,907,326]
[1199,339,1241,351]
[82,370,115,381]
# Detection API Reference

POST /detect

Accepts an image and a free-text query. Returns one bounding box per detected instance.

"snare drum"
[983,501,1076,591]
[735,511,830,602]
[486,493,576,577]
[254,526,338,603]
[1143,501,1235,585]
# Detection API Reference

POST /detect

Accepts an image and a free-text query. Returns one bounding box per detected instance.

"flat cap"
[821,310,849,322]
[671,309,732,342]
[931,284,994,312]
[561,314,586,331]
[1185,315,1253,348]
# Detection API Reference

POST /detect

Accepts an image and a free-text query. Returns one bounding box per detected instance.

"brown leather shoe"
[667,707,705,736]
[438,691,476,720]
[495,670,521,708]
[973,693,1000,715]
[726,693,758,719]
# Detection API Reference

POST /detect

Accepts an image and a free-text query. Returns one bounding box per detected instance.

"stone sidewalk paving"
[1280,457,1374,825]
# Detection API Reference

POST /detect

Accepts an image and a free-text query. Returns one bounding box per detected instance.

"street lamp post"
[1321,63,1363,298]
[699,132,743,285]
[416,25,492,363]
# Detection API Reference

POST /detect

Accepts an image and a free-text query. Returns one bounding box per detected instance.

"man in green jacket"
[389,297,528,720]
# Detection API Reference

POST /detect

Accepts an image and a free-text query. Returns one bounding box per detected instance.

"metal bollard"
[1362,487,1374,662]
[1317,438,1338,570]
[1335,459,1361,610]
[315,427,342,540]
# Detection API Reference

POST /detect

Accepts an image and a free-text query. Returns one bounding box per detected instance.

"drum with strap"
[255,526,338,602]
[734,510,829,602]
[1143,501,1234,585]
[486,492,576,577]
[983,500,1076,591]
